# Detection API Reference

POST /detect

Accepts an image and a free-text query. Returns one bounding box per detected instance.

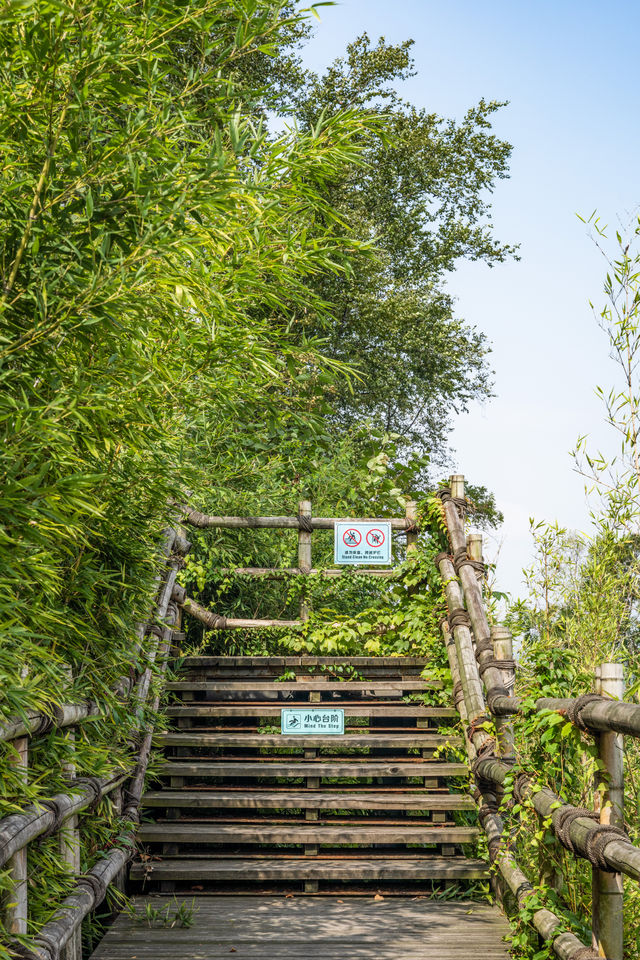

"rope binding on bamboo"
[553,806,599,853]
[564,693,608,731]
[448,607,471,630]
[474,636,494,656]
[585,824,631,870]
[453,547,485,575]
[297,513,313,532]
[479,658,517,676]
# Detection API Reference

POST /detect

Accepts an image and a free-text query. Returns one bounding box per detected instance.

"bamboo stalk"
[58,669,81,960]
[436,554,492,746]
[298,500,312,620]
[491,624,516,760]
[405,500,418,553]
[440,479,513,715]
[178,592,302,630]
[6,735,28,935]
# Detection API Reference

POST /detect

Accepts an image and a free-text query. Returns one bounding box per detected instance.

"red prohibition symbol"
[366,528,386,548]
[342,528,362,547]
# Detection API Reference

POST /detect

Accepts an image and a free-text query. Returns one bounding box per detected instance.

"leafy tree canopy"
[280,34,518,452]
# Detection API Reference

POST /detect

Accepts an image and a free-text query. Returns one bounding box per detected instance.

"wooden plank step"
[130,856,489,881]
[165,680,435,692]
[158,761,469,778]
[142,790,475,810]
[166,704,457,718]
[138,823,479,844]
[158,733,461,749]
[179,657,429,667]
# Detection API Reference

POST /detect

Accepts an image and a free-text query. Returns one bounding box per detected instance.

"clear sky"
[300,0,640,597]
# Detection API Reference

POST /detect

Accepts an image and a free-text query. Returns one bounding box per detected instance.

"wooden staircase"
[131,656,489,895]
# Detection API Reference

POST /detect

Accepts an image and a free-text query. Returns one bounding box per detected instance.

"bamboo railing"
[179,499,415,628]
[436,474,638,960]
[2,528,191,960]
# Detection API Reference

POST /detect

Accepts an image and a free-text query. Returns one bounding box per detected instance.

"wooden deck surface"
[90,895,511,959]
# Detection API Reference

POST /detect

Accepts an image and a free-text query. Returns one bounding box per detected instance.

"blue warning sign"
[334,521,392,565]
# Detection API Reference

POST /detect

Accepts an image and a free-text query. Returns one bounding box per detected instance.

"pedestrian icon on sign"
[342,528,362,547]
[366,528,386,548]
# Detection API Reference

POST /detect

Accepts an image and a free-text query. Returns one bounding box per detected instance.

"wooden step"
[179,657,429,667]
[138,822,479,844]
[165,680,435,693]
[130,856,489,881]
[157,760,470,778]
[142,790,475,810]
[166,703,456,718]
[158,733,461,749]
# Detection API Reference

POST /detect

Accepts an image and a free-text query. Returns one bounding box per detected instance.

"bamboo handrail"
[536,696,640,739]
[441,621,593,960]
[4,528,190,955]
[175,589,303,630]
[437,474,625,960]
[0,703,101,745]
[473,754,640,882]
[0,773,128,868]
[181,507,413,531]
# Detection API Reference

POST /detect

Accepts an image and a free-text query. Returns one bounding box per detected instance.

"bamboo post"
[405,499,418,553]
[6,735,28,935]
[449,474,466,509]
[467,533,484,584]
[59,670,82,960]
[298,499,312,621]
[491,625,515,761]
[592,662,624,960]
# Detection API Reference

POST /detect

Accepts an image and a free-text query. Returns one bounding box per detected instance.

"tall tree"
[286,34,517,454]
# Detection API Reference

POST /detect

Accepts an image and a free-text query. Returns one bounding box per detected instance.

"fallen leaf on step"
[374,893,384,901]
[285,893,295,898]
[337,899,344,903]
[230,949,236,953]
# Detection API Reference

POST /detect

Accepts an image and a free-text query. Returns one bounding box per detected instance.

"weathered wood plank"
[165,704,456,718]
[141,790,475,810]
[131,856,490,881]
[138,822,479,844]
[179,657,429,666]
[156,760,469,778]
[165,680,436,692]
[158,733,461,749]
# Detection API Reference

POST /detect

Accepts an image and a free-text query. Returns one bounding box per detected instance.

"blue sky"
[300,0,640,597]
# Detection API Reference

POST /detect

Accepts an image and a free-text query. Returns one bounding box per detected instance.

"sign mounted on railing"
[281,708,344,735]
[334,521,392,565]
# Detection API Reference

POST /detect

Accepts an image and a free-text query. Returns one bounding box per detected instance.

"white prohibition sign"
[366,528,386,548]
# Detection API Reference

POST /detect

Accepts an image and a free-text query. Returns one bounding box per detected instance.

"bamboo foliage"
[0,0,390,950]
